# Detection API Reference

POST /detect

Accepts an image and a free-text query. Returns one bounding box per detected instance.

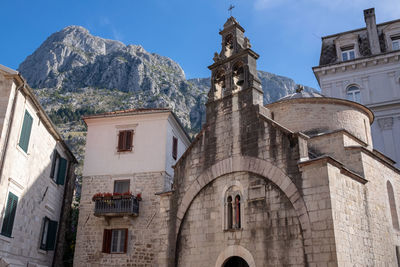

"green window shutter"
[1,192,18,237]
[50,150,59,178]
[45,219,58,251]
[56,157,67,185]
[18,111,33,152]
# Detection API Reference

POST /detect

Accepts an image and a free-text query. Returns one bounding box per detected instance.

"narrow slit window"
[235,195,241,229]
[227,196,233,229]
[172,137,178,160]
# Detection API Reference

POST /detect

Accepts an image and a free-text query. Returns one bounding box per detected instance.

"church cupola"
[208,17,263,104]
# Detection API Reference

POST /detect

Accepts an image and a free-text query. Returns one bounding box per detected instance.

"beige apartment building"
[313,8,400,168]
[0,64,76,267]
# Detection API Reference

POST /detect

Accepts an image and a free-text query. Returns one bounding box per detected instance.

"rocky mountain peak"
[18,25,185,90]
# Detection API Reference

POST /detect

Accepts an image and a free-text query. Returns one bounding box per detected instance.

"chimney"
[364,8,381,55]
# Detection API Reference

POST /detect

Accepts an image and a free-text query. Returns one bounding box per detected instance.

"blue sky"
[0,0,399,90]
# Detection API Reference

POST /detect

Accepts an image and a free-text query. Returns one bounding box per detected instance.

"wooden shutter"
[125,131,133,151]
[18,110,33,152]
[123,228,128,253]
[118,131,125,151]
[172,137,178,160]
[102,229,112,253]
[118,130,133,151]
[45,219,58,250]
[56,157,67,185]
[1,192,18,237]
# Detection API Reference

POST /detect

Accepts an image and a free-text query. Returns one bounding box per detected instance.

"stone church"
[75,17,400,266]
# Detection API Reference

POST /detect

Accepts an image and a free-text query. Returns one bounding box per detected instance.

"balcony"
[93,195,139,217]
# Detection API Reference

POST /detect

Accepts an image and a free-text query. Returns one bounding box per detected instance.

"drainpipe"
[0,77,24,183]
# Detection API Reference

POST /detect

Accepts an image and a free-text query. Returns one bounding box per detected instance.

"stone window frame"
[334,33,359,62]
[345,84,361,103]
[213,68,227,100]
[382,22,400,52]
[223,184,244,231]
[232,61,245,93]
[114,124,137,155]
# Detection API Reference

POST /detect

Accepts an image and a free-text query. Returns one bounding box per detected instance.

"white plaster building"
[74,108,190,265]
[313,8,400,167]
[0,64,77,267]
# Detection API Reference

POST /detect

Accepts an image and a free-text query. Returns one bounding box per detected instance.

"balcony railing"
[94,196,139,217]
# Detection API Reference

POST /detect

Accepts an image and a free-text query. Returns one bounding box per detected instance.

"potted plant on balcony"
[103,192,113,200]
[122,191,132,199]
[92,193,103,201]
[112,192,122,199]
[136,193,142,201]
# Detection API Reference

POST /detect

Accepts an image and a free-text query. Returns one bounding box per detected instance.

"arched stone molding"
[215,245,256,267]
[175,155,312,241]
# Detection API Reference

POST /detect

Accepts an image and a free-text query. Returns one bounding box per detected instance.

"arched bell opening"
[214,70,226,99]
[223,256,249,267]
[232,62,245,91]
[224,34,234,58]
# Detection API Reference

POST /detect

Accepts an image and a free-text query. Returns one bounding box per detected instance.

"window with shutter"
[50,150,60,179]
[117,130,133,152]
[39,217,58,251]
[102,229,112,253]
[50,149,68,185]
[1,192,18,237]
[56,157,68,185]
[172,137,178,160]
[18,110,33,153]
[102,229,128,254]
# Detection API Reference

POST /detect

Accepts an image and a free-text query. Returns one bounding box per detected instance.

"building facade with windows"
[75,17,400,267]
[313,8,400,167]
[0,65,77,266]
[73,108,190,264]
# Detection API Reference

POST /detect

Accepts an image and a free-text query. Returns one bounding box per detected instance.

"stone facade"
[74,109,190,266]
[313,8,400,168]
[75,16,400,267]
[0,65,76,267]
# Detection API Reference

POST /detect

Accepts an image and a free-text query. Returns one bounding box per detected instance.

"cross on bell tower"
[207,17,263,105]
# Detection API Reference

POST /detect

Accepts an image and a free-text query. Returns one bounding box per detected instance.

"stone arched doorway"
[223,256,249,267]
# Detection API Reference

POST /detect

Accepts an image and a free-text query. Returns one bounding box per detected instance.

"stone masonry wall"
[74,171,167,266]
[177,172,305,266]
[165,88,310,266]
[267,99,373,147]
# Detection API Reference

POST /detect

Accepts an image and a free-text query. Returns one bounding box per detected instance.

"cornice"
[313,50,400,75]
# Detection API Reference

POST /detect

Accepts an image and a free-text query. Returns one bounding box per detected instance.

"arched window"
[346,85,361,103]
[224,34,234,58]
[387,181,399,230]
[224,186,242,230]
[234,195,241,229]
[232,62,244,91]
[214,70,226,99]
[227,196,233,229]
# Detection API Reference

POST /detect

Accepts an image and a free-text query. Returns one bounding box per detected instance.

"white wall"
[83,113,170,176]
[0,76,72,266]
[165,115,190,180]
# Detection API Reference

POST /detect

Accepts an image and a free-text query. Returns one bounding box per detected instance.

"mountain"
[18,26,317,164]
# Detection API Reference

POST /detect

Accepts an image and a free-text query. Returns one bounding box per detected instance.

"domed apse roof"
[278,85,324,101]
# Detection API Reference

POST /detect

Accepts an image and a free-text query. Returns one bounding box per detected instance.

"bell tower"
[207,17,263,106]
